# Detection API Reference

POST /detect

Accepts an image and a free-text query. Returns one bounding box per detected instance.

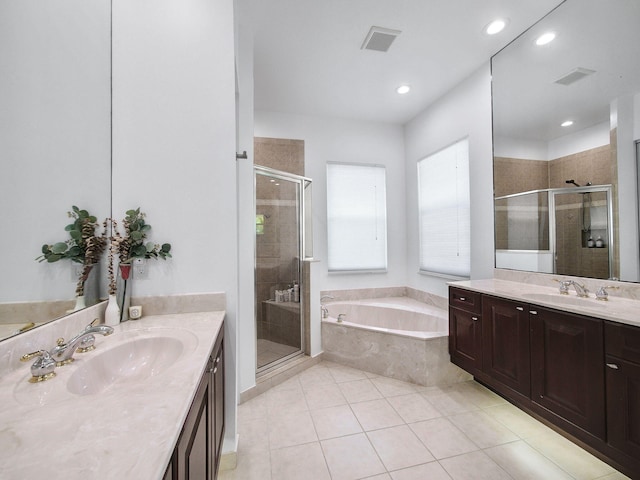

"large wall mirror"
[492,0,640,282]
[0,1,112,340]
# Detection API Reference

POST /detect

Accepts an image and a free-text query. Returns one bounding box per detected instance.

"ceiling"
[237,0,564,125]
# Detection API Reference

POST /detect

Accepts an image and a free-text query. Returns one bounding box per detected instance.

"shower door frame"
[254,165,312,375]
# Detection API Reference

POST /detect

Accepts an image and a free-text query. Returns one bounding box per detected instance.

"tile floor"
[220,361,631,480]
[257,339,300,368]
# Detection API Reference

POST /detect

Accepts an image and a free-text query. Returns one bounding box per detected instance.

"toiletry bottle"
[293,282,300,302]
[587,237,595,248]
[596,236,604,248]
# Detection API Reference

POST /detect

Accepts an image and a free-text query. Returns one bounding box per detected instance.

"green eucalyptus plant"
[113,208,172,264]
[36,206,107,296]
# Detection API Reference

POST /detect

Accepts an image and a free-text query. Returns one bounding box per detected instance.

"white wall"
[493,136,548,160]
[111,0,238,454]
[252,111,406,364]
[547,121,610,160]
[404,65,495,297]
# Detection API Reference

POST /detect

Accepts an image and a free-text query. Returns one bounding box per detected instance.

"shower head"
[565,179,581,187]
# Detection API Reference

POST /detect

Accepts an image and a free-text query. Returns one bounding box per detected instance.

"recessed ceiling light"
[535,32,556,46]
[396,85,410,95]
[485,19,507,35]
[561,120,574,127]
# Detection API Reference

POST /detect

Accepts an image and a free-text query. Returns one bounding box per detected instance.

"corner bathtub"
[322,297,471,386]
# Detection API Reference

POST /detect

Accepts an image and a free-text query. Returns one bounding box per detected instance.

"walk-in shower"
[254,165,312,374]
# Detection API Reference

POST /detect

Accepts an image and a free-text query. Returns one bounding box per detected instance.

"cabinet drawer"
[605,321,640,363]
[449,287,482,314]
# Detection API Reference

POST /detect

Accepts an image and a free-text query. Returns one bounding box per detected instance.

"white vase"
[104,294,121,326]
[72,295,86,312]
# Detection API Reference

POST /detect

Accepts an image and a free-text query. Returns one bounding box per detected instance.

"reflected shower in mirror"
[0,1,112,341]
[492,0,640,282]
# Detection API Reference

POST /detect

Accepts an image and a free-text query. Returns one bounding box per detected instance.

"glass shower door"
[254,167,306,373]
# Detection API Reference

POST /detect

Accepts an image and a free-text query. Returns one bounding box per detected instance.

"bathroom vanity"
[449,279,640,478]
[0,307,225,479]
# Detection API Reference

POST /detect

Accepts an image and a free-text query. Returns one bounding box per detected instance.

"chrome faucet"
[320,295,334,319]
[554,279,589,298]
[50,320,114,366]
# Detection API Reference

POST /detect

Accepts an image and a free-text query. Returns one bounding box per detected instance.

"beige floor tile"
[367,425,435,471]
[483,402,553,439]
[270,442,331,480]
[236,417,270,453]
[386,393,442,424]
[595,473,632,480]
[238,394,268,421]
[350,398,405,431]
[267,410,318,449]
[525,430,615,479]
[390,461,453,480]
[266,383,308,415]
[321,433,386,480]
[218,449,271,480]
[338,378,384,403]
[486,440,574,479]
[310,404,363,440]
[439,450,512,480]
[409,417,478,459]
[448,410,519,448]
[304,382,348,410]
[327,364,370,383]
[298,366,336,390]
[363,474,392,480]
[370,376,419,397]
[453,381,507,408]
[420,387,480,416]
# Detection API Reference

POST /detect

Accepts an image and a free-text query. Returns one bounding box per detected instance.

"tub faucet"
[49,320,114,366]
[320,295,334,319]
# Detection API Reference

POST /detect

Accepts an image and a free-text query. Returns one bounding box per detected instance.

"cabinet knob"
[606,363,619,370]
[216,357,221,364]
[516,306,524,311]
[471,316,478,321]
[459,297,466,301]
[213,367,218,374]
[529,310,538,315]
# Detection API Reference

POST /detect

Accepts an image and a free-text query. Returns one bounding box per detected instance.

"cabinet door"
[449,307,482,373]
[213,342,225,476]
[530,307,605,440]
[606,356,640,458]
[176,359,213,480]
[482,296,531,396]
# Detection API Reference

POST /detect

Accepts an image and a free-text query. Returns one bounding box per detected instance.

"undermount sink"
[521,293,607,308]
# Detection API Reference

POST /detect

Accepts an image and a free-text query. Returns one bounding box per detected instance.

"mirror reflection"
[492,0,640,282]
[0,1,111,340]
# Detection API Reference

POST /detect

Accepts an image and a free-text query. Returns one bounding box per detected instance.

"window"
[417,138,470,278]
[326,163,387,272]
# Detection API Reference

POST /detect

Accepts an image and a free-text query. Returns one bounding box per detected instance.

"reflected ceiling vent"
[554,67,596,86]
[361,26,402,52]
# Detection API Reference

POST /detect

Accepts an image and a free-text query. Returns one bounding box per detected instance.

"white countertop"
[0,311,224,479]
[450,278,640,328]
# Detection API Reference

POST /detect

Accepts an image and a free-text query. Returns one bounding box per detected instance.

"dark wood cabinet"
[482,296,531,397]
[605,322,640,460]
[449,287,482,373]
[169,329,225,480]
[530,307,605,440]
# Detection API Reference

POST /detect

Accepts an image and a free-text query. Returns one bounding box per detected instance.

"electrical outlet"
[133,258,148,279]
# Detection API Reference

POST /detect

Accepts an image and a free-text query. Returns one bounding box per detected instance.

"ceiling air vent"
[554,67,596,86]
[361,26,402,52]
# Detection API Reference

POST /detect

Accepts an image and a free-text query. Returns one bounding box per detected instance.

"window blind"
[417,138,470,277]
[326,163,387,272]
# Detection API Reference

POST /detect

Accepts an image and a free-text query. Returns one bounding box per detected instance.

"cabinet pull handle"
[606,363,619,370]
[216,357,220,364]
[516,306,524,311]
[213,367,218,374]
[471,316,478,321]
[459,297,466,301]
[529,310,538,315]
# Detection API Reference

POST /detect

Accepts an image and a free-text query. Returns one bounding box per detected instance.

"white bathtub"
[321,296,471,386]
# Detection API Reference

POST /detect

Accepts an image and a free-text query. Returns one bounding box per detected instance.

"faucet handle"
[552,278,572,294]
[595,285,619,301]
[20,350,56,383]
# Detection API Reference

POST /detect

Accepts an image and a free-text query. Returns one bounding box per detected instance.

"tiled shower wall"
[494,144,615,279]
[254,137,304,347]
